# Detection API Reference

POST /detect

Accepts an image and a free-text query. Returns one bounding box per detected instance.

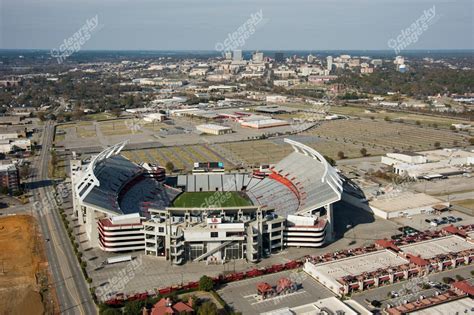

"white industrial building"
[369,192,448,219]
[382,149,474,179]
[143,113,166,122]
[240,119,289,129]
[196,124,232,135]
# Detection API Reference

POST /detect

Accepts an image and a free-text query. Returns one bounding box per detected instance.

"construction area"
[0,215,57,315]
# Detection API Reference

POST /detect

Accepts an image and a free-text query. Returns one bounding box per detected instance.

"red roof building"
[442,225,467,237]
[406,254,429,267]
[143,297,194,315]
[452,280,474,297]
[375,239,401,252]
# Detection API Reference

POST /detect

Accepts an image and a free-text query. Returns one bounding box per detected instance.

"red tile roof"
[172,302,194,313]
[442,225,467,237]
[375,239,401,252]
[150,298,193,315]
[452,280,474,296]
[406,254,429,267]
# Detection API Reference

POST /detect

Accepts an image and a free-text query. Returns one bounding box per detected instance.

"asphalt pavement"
[30,121,96,315]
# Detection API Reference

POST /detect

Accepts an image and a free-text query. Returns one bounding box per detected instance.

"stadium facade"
[71,139,342,264]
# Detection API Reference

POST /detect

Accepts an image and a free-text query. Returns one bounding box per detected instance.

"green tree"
[198,275,214,292]
[50,149,58,169]
[434,141,441,148]
[37,111,46,121]
[111,107,122,118]
[124,300,146,315]
[442,277,454,284]
[337,151,345,160]
[165,161,174,173]
[360,148,367,157]
[72,109,85,121]
[19,163,31,179]
[197,301,218,315]
[99,306,122,315]
[323,155,336,167]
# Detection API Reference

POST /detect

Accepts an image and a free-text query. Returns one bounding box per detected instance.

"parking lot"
[352,265,473,311]
[217,270,335,315]
[393,209,474,231]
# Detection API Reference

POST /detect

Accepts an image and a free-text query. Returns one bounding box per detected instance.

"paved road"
[30,121,96,315]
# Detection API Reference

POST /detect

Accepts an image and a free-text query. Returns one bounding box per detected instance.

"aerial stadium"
[71,139,343,265]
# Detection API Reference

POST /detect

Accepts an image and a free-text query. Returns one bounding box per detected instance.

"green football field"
[172,191,253,208]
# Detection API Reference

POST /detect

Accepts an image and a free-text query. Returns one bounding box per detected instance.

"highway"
[30,121,96,315]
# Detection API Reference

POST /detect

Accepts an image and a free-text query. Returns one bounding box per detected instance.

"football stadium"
[71,139,343,264]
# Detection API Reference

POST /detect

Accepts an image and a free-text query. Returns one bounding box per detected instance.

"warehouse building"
[369,192,448,219]
[382,149,474,179]
[240,118,289,129]
[196,124,232,135]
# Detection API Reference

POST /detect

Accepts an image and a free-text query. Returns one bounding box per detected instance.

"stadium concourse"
[71,139,343,265]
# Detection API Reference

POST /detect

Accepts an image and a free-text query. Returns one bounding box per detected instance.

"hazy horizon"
[1,0,473,51]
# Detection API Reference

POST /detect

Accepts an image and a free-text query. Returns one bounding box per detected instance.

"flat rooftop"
[422,148,474,162]
[261,297,358,315]
[399,235,474,259]
[313,250,408,280]
[370,192,443,212]
[409,296,474,315]
[196,124,231,130]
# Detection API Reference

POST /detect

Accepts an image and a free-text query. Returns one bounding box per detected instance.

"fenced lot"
[304,119,469,153]
[121,144,234,172]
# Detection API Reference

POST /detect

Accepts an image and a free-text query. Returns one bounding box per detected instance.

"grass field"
[172,191,252,208]
[452,199,474,211]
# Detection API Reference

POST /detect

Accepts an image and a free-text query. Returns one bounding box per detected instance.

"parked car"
[430,221,438,227]
[425,219,431,223]
[456,217,463,222]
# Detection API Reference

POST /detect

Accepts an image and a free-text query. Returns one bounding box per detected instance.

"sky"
[0,0,473,51]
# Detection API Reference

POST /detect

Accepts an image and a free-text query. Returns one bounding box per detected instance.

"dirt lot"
[0,215,57,315]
